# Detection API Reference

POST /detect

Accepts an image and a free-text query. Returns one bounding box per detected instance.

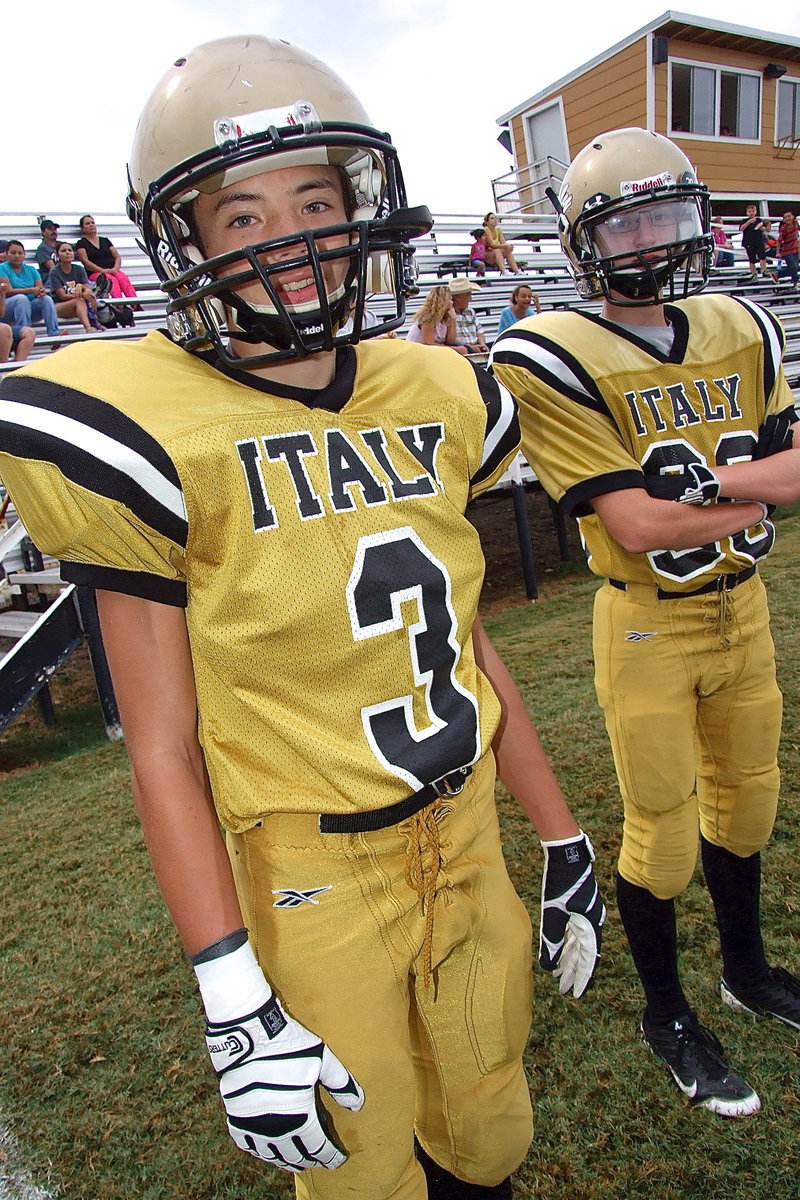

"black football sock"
[700,836,770,990]
[415,1141,512,1199]
[616,872,692,1028]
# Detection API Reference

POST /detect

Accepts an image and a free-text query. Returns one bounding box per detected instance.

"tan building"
[494,11,800,218]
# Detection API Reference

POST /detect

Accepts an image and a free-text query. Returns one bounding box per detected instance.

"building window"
[670,61,760,139]
[671,63,715,135]
[776,78,800,142]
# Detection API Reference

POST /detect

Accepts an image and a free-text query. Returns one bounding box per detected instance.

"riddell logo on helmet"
[620,173,675,195]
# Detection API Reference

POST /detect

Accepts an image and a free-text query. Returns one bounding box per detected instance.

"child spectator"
[711,218,735,267]
[776,210,799,289]
[762,220,778,260]
[469,228,488,276]
[739,204,769,279]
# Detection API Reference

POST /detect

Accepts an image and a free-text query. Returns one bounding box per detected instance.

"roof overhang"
[496,10,800,126]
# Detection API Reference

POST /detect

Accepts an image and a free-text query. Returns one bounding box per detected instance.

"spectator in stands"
[0,281,35,361]
[0,308,10,363]
[483,212,521,275]
[0,239,8,258]
[75,214,138,302]
[776,210,799,289]
[48,243,101,333]
[497,284,542,334]
[406,285,468,353]
[35,219,60,281]
[762,220,778,260]
[0,240,60,338]
[711,218,735,267]
[469,228,488,277]
[338,305,396,338]
[448,276,489,353]
[739,204,769,279]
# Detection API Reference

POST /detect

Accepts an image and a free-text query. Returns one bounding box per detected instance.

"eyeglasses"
[597,204,687,236]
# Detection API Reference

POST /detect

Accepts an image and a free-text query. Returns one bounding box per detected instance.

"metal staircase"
[0,517,121,738]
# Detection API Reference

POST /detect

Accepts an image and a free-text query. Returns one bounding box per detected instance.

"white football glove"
[194,936,364,1174]
[539,831,606,999]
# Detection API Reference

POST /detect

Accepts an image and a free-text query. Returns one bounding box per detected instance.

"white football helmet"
[548,128,713,304]
[127,35,431,364]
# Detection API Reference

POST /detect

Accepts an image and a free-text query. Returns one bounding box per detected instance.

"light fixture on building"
[764,63,787,79]
[497,127,513,154]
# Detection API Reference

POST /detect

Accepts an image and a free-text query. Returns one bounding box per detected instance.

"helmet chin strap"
[219,268,357,354]
[603,241,695,304]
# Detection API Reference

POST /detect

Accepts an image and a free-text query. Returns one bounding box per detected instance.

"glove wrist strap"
[541,828,586,850]
[194,935,272,1023]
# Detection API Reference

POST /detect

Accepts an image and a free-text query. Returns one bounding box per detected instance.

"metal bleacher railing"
[2,211,800,396]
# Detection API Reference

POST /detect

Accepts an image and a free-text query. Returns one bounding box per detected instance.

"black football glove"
[753,411,795,460]
[539,831,606,998]
[644,462,721,505]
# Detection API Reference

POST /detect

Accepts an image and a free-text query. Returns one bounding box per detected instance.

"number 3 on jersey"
[346,528,480,791]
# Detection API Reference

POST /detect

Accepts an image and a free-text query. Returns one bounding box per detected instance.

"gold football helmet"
[127,35,431,363]
[548,128,713,304]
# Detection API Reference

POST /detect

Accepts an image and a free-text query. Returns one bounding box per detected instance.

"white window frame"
[668,57,762,145]
[774,74,800,145]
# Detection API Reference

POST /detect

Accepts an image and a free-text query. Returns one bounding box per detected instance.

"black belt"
[319,766,473,834]
[608,565,756,600]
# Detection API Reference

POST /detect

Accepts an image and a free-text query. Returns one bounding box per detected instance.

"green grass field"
[1,517,799,1199]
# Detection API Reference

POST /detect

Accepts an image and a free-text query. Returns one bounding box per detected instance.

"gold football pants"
[226,752,533,1199]
[593,573,782,900]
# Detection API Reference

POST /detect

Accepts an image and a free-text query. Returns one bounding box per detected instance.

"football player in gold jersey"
[0,37,605,1200]
[492,128,800,1119]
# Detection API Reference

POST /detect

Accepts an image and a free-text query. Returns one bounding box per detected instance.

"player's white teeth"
[279,277,315,293]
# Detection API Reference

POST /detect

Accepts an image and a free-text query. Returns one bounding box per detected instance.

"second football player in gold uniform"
[492,128,800,1118]
[0,36,605,1200]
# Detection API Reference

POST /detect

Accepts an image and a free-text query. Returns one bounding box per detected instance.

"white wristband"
[541,828,587,851]
[194,938,272,1023]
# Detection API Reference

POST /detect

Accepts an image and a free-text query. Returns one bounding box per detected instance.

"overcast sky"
[5,0,800,222]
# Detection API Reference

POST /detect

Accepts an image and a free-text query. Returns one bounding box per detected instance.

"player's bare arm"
[95,590,245,955]
[591,487,768,555]
[716,427,800,506]
[471,618,579,841]
[96,587,365,1173]
[472,618,605,999]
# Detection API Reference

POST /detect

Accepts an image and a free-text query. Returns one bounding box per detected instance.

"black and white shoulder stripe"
[489,325,612,419]
[0,374,188,548]
[467,362,520,488]
[729,295,786,403]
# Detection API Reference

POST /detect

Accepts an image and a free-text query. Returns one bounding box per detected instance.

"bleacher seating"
[2,210,799,404]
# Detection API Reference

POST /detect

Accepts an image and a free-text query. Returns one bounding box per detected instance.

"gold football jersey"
[491,294,795,590]
[0,332,520,830]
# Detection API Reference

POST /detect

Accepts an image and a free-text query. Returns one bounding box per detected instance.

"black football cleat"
[641,1014,760,1118]
[721,966,800,1031]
